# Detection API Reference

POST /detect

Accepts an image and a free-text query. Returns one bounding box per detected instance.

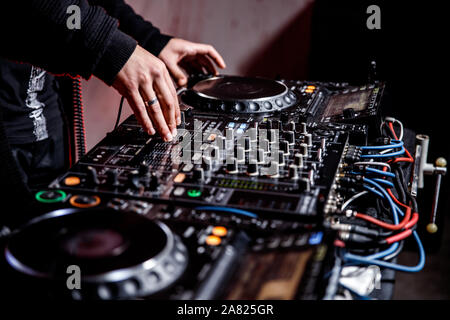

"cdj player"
[2,74,434,301]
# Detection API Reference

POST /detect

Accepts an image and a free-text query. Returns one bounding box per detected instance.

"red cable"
[386,229,413,244]
[355,206,411,231]
[388,122,414,164]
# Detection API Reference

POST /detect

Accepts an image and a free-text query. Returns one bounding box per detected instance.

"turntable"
[2,207,249,300]
[181,75,299,113]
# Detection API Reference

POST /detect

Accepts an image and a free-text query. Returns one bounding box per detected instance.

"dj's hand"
[112,45,180,142]
[158,38,226,87]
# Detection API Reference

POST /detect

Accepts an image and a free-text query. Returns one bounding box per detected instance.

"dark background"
[308,0,449,299]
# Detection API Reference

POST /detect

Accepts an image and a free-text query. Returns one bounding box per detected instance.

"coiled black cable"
[72,76,87,159]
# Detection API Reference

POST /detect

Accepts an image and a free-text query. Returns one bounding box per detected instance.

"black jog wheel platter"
[3,208,247,300]
[182,75,298,113]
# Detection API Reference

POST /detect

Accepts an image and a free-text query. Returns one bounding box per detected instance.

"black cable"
[72,76,86,159]
[114,96,125,130]
[383,240,404,261]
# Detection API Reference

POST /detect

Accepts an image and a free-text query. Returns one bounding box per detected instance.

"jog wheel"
[4,208,188,300]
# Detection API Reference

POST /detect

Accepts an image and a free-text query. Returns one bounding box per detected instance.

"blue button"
[228,122,236,128]
[308,232,323,245]
[239,123,248,129]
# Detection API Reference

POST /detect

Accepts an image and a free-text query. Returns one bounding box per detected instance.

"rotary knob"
[86,166,100,186]
[247,160,259,176]
[226,157,239,174]
[193,167,205,182]
[299,143,308,157]
[105,169,120,187]
[288,165,299,180]
[284,131,296,145]
[280,140,290,154]
[278,151,286,166]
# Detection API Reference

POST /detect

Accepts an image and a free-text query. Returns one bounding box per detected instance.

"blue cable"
[360,140,404,151]
[372,178,395,188]
[345,231,425,273]
[363,178,397,218]
[194,206,258,218]
[344,179,425,272]
[365,167,396,178]
[360,148,406,159]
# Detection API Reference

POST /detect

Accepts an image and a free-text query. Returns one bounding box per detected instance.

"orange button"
[174,173,186,183]
[69,195,101,208]
[212,226,228,237]
[305,89,315,94]
[206,235,222,246]
[307,85,316,90]
[64,176,81,186]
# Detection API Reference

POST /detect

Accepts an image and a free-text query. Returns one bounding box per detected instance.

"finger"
[162,68,181,127]
[127,90,155,136]
[167,61,188,87]
[197,55,217,75]
[180,59,206,75]
[197,44,226,69]
[153,75,177,139]
[140,85,173,142]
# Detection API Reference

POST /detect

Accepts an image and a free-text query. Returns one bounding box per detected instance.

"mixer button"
[206,235,222,246]
[64,176,81,186]
[212,226,228,237]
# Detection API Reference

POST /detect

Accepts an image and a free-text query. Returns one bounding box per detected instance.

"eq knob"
[305,134,313,147]
[193,167,205,182]
[257,148,266,164]
[243,136,251,151]
[299,143,309,157]
[287,121,296,132]
[267,161,279,177]
[216,136,226,150]
[235,146,245,163]
[300,122,308,134]
[316,148,323,162]
[280,140,290,154]
[298,177,311,192]
[105,169,120,187]
[247,160,259,176]
[268,129,277,144]
[260,139,270,153]
[127,171,141,189]
[284,131,296,145]
[86,166,100,186]
[278,151,286,166]
[147,173,159,191]
[294,153,304,168]
[288,165,299,180]
[320,137,327,151]
[202,156,213,171]
[139,162,150,176]
[226,157,238,174]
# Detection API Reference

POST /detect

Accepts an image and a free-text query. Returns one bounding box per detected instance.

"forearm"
[0,0,137,85]
[89,0,172,56]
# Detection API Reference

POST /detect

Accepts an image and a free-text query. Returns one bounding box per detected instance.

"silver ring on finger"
[145,97,159,108]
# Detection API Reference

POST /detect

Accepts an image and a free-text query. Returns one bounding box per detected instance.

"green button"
[187,189,202,198]
[35,190,67,203]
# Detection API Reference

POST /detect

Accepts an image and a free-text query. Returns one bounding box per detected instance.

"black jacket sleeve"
[0,0,137,85]
[89,0,173,56]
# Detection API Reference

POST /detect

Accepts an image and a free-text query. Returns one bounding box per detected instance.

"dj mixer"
[3,74,435,301]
